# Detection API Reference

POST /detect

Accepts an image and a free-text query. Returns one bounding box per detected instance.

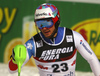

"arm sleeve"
[22,37,36,67]
[73,31,100,76]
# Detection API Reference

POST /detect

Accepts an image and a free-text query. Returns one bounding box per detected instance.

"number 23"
[52,63,68,73]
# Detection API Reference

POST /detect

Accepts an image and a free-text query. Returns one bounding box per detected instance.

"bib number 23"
[52,63,68,73]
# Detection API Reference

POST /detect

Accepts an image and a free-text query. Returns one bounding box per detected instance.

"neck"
[48,29,57,39]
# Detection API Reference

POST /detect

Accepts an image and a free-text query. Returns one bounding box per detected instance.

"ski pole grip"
[13,45,27,74]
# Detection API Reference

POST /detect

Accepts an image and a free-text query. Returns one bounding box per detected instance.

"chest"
[34,31,76,62]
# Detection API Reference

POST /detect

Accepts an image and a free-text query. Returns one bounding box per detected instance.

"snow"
[0,63,94,76]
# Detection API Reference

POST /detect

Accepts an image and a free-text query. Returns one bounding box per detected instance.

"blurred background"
[0,0,100,76]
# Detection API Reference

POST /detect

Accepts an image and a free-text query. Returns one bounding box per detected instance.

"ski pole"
[13,45,27,76]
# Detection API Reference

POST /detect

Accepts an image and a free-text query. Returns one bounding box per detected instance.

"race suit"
[8,27,100,76]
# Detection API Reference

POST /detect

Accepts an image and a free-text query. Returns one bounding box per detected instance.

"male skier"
[8,3,100,76]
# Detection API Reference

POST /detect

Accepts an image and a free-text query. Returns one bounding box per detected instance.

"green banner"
[0,0,100,72]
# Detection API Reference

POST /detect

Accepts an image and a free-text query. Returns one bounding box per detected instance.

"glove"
[10,48,16,64]
[10,45,27,64]
[9,45,27,74]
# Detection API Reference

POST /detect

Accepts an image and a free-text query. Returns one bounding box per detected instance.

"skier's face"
[36,19,57,38]
[40,24,56,38]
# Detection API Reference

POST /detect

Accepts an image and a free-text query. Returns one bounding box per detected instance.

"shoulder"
[72,30,86,48]
[72,30,84,39]
[25,37,34,44]
[58,27,83,38]
[58,27,71,32]
[58,27,65,30]
[24,37,35,49]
